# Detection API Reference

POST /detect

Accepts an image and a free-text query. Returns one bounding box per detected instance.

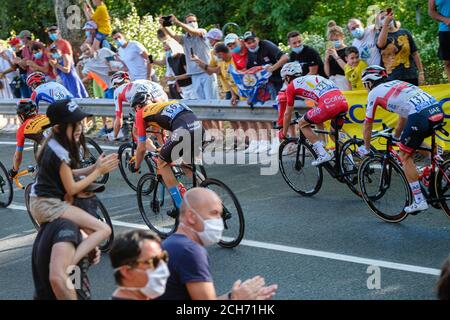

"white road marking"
[8,204,438,276]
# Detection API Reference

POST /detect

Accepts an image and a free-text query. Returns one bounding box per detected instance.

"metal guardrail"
[0,99,308,122]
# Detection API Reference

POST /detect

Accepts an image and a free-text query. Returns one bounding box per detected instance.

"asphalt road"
[0,134,449,300]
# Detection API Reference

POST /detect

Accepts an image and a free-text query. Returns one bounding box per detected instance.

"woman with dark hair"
[30,99,118,265]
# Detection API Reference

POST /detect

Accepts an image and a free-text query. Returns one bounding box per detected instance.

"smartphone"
[148,54,154,64]
[386,7,392,15]
[105,56,115,62]
[162,15,173,27]
[190,48,194,57]
[326,41,333,50]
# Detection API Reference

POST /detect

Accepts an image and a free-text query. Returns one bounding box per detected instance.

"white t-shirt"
[118,41,149,81]
[352,25,381,66]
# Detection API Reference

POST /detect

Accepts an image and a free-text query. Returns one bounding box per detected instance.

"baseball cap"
[224,33,239,46]
[83,20,98,30]
[47,25,58,32]
[18,30,32,39]
[243,31,257,41]
[206,28,223,41]
[46,99,92,128]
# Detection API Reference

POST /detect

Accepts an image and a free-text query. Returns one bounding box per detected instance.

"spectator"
[287,30,326,77]
[243,31,289,97]
[159,13,219,100]
[206,28,223,49]
[82,20,111,50]
[32,218,100,300]
[324,21,351,90]
[224,33,248,71]
[110,230,170,300]
[243,31,288,153]
[79,43,123,136]
[28,42,55,80]
[375,9,425,86]
[14,30,34,97]
[47,25,73,62]
[83,0,111,51]
[437,254,450,300]
[48,44,88,98]
[162,40,195,99]
[342,46,367,90]
[158,187,278,300]
[8,37,30,98]
[0,42,19,131]
[112,30,153,82]
[347,18,381,66]
[428,0,450,81]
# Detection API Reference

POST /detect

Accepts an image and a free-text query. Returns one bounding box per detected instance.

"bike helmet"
[131,91,153,111]
[16,99,38,122]
[26,72,46,89]
[361,65,388,90]
[110,71,130,87]
[280,62,303,80]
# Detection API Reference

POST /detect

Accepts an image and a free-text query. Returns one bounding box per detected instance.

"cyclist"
[112,72,168,140]
[279,62,349,166]
[131,92,204,209]
[9,99,50,179]
[27,72,73,109]
[358,65,444,214]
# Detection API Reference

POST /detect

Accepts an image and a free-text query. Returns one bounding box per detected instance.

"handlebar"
[13,166,35,189]
[273,112,302,130]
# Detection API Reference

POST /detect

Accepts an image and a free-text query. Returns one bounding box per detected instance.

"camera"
[162,15,173,27]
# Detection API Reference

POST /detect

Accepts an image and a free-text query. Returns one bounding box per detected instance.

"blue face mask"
[231,44,241,54]
[52,52,61,60]
[292,45,304,54]
[351,28,364,39]
[33,52,43,59]
[115,40,125,47]
[85,31,91,38]
[165,50,172,58]
[248,45,259,53]
[333,40,342,48]
[49,33,58,41]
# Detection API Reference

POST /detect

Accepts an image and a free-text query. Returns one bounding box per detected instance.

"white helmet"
[280,62,303,80]
[361,65,388,82]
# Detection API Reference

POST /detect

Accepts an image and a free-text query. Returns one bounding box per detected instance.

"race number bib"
[161,103,191,119]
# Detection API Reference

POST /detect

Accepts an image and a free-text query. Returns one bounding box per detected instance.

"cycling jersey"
[135,101,192,142]
[276,90,287,126]
[113,80,168,120]
[365,80,439,122]
[31,82,73,108]
[16,114,50,151]
[285,75,348,125]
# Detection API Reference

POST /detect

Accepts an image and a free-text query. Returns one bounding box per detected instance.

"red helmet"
[26,72,46,89]
[110,71,130,87]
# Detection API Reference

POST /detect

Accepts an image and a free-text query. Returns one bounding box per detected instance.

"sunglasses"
[135,250,169,269]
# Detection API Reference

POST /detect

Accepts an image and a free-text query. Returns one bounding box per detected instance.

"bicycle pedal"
[167,208,179,219]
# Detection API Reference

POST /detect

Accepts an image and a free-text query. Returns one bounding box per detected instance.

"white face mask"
[188,22,198,29]
[183,198,224,246]
[117,261,170,299]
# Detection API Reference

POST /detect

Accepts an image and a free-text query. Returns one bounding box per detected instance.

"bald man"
[157,187,277,300]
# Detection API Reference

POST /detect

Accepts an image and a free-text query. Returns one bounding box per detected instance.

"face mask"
[292,45,304,54]
[380,18,395,28]
[49,33,58,41]
[206,38,213,48]
[248,45,259,53]
[117,261,170,299]
[333,40,342,48]
[52,52,61,60]
[165,50,172,58]
[33,52,42,59]
[188,22,198,29]
[231,44,241,54]
[182,199,224,246]
[115,40,125,47]
[351,28,364,39]
[216,57,223,62]
[85,31,91,38]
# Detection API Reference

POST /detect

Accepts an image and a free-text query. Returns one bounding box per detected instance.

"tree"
[53,0,84,52]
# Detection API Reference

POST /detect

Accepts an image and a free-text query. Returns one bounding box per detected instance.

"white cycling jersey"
[31,82,73,108]
[365,80,438,122]
[113,80,168,119]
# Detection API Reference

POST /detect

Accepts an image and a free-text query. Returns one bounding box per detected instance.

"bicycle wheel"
[434,159,450,219]
[81,138,109,184]
[358,155,411,222]
[200,178,245,248]
[137,174,179,238]
[339,138,369,197]
[94,199,114,252]
[279,138,323,196]
[0,161,13,208]
[118,142,156,193]
[24,183,40,230]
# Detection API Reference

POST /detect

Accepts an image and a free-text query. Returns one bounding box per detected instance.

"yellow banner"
[330,83,450,151]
